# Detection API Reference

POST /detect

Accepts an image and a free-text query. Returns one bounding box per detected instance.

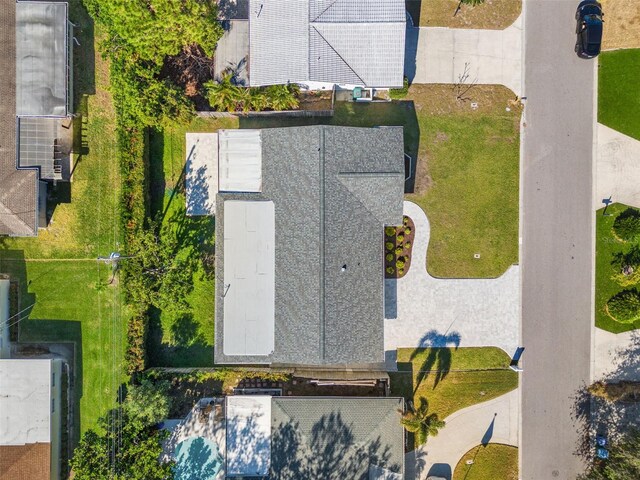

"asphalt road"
[521,0,595,479]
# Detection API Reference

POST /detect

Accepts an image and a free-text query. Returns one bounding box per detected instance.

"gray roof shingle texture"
[0,0,37,237]
[249,0,405,87]
[270,397,404,479]
[215,126,404,366]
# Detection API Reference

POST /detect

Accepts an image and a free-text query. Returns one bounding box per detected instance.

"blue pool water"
[173,436,223,480]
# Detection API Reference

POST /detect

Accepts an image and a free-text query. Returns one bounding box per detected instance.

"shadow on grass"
[409,330,462,395]
[146,307,214,368]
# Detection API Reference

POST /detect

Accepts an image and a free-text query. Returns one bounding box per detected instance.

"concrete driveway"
[405,389,520,480]
[384,202,520,357]
[596,123,640,209]
[405,15,523,95]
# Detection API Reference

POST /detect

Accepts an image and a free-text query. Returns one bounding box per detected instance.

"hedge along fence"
[196,109,334,118]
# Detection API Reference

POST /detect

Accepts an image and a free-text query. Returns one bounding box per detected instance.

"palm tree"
[400,397,445,446]
[204,70,246,112]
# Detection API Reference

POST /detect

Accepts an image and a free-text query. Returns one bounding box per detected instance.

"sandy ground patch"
[601,0,640,49]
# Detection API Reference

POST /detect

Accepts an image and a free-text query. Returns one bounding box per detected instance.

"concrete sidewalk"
[406,15,522,95]
[405,389,520,480]
[595,123,640,210]
[384,202,520,357]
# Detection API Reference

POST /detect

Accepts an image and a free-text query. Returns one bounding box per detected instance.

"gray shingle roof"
[215,126,404,366]
[249,0,405,88]
[0,0,37,237]
[270,397,404,479]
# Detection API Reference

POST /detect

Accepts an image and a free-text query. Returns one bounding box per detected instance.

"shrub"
[607,289,640,323]
[397,234,405,243]
[613,207,640,242]
[390,76,409,100]
[398,269,404,276]
[385,226,396,236]
[386,266,395,275]
[405,242,411,250]
[395,247,403,256]
[403,216,410,226]
[386,253,394,262]
[386,242,395,251]
[405,227,412,235]
[396,259,405,270]
[588,380,640,402]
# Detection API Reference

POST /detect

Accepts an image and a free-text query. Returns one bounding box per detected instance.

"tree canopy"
[579,430,640,480]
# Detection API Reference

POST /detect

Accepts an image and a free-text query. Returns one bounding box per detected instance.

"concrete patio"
[384,201,520,357]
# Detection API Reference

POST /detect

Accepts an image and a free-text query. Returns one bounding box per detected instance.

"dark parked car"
[575,1,604,58]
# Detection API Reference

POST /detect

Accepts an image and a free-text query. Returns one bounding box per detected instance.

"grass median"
[453,444,518,480]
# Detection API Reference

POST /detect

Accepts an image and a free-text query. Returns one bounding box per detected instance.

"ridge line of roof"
[310,24,365,85]
[311,0,341,22]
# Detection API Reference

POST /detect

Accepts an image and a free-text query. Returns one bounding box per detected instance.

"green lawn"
[390,347,518,420]
[0,0,126,436]
[599,49,640,141]
[244,84,520,278]
[595,203,640,333]
[147,117,237,367]
[453,444,518,480]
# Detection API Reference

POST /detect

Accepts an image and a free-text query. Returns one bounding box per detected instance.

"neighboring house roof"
[16,1,68,116]
[0,359,52,446]
[214,126,405,365]
[249,0,406,87]
[0,0,69,237]
[270,397,404,479]
[0,443,51,480]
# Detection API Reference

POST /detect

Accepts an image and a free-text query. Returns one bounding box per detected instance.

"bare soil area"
[600,0,640,50]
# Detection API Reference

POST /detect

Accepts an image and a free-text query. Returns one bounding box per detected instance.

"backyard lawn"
[453,444,518,480]
[599,49,640,141]
[390,347,518,420]
[147,117,237,367]
[407,0,521,29]
[0,0,126,436]
[595,203,640,333]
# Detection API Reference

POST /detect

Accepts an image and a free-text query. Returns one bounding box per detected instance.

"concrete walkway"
[384,202,520,357]
[595,123,640,210]
[405,15,522,95]
[405,389,520,480]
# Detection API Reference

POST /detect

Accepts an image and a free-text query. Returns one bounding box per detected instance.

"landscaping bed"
[595,203,640,333]
[453,444,518,480]
[410,0,521,30]
[390,347,517,420]
[385,216,416,278]
[600,0,640,50]
[599,49,640,141]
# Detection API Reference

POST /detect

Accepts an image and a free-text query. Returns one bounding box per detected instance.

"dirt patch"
[160,43,215,110]
[601,0,640,49]
[385,216,416,278]
[417,0,521,30]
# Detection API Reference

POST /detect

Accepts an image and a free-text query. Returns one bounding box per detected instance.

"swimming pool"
[173,436,223,480]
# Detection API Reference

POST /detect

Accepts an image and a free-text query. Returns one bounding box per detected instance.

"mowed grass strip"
[595,203,640,333]
[599,49,640,141]
[391,347,518,420]
[453,444,518,480]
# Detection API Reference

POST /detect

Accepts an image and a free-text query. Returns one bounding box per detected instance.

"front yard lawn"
[390,347,518,420]
[408,0,521,29]
[244,85,521,279]
[453,444,518,480]
[595,203,640,333]
[599,49,640,141]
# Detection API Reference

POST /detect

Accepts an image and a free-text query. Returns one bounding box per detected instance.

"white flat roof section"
[223,200,275,356]
[16,1,68,116]
[225,395,271,477]
[185,132,218,216]
[0,359,52,445]
[218,129,262,193]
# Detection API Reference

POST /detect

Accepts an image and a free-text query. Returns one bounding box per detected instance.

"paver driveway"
[384,202,520,356]
[406,15,523,95]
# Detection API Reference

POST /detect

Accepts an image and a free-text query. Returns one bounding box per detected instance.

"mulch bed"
[385,215,415,279]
